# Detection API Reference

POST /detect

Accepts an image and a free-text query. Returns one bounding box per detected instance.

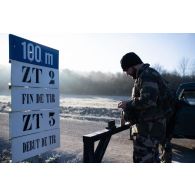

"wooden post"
[83,137,95,163]
[83,121,130,163]
[94,135,112,162]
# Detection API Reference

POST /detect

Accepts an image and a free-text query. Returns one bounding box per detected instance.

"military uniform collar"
[136,63,150,79]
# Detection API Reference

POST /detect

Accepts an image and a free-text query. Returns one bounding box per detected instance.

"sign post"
[9,34,60,162]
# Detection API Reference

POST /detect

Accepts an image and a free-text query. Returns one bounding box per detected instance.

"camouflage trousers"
[133,134,161,163]
[132,119,166,163]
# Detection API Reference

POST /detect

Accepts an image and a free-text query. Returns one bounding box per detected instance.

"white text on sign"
[21,41,53,66]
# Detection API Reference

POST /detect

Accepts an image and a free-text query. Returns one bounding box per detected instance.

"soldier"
[118,52,173,163]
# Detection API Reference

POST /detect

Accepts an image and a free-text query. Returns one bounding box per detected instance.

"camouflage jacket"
[125,63,170,123]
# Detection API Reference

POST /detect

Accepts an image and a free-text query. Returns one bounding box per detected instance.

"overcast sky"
[1,33,195,74]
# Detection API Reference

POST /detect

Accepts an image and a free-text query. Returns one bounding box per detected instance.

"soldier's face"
[125,66,137,79]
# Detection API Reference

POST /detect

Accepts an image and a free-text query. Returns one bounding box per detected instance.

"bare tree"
[152,64,165,74]
[179,57,189,77]
[190,59,195,76]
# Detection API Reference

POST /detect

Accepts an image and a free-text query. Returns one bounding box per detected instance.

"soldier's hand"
[118,101,127,110]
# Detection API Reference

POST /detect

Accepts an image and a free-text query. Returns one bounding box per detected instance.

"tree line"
[59,67,195,96]
[0,61,195,96]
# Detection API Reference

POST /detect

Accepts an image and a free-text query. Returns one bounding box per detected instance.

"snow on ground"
[0,94,123,123]
[1,95,195,163]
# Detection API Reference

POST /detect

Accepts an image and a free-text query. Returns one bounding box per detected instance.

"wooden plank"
[11,60,59,88]
[83,139,95,163]
[9,108,60,138]
[83,129,110,142]
[11,128,60,162]
[94,135,112,162]
[83,124,130,142]
[11,87,59,111]
[83,124,130,163]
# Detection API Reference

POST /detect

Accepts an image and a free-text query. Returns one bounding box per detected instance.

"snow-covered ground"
[1,94,195,163]
[0,94,128,124]
[0,112,132,163]
[0,94,130,162]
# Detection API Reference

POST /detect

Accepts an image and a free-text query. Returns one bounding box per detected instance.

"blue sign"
[9,34,59,69]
